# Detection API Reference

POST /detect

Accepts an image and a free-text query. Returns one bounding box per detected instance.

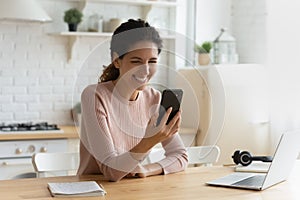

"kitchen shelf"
[91,0,178,7]
[49,31,113,37]
[48,32,111,61]
[49,31,176,61]
[49,31,176,39]
[63,0,178,7]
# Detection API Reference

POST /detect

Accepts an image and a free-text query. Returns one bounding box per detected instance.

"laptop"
[206,131,300,190]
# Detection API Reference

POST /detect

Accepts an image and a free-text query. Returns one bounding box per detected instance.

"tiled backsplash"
[0,0,169,125]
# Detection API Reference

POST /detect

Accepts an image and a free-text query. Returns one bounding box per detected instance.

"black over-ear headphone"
[232,150,273,166]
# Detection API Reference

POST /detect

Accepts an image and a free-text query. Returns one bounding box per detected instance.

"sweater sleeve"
[157,133,188,174]
[79,85,145,182]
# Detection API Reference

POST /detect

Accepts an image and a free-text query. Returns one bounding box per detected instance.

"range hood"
[0,0,52,23]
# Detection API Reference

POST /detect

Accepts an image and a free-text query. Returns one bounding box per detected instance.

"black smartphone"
[157,89,183,125]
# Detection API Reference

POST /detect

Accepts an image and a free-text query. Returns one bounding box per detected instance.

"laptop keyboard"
[232,175,266,187]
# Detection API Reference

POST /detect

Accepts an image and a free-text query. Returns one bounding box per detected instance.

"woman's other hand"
[130,163,163,178]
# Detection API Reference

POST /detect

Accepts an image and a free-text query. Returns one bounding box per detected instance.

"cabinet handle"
[27,145,36,153]
[1,161,31,166]
[40,147,47,153]
[15,148,23,154]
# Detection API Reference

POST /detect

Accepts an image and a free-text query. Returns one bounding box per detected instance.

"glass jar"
[97,16,103,32]
[213,28,239,64]
[88,14,99,32]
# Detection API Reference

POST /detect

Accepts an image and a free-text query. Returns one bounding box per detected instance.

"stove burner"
[0,122,60,132]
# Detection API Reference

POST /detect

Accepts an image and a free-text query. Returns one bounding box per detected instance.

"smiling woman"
[112,41,159,101]
[77,19,188,182]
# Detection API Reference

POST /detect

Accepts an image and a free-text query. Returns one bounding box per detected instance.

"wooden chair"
[146,146,220,166]
[32,152,79,178]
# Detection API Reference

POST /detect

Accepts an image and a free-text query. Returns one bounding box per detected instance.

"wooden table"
[1,162,300,200]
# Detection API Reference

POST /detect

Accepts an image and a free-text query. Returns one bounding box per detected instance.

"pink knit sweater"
[77,81,188,181]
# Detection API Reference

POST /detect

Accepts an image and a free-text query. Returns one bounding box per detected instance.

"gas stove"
[0,122,63,133]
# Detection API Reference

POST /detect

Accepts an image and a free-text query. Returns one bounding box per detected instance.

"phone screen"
[157,89,183,125]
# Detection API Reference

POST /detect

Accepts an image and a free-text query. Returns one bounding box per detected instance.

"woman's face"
[114,41,159,94]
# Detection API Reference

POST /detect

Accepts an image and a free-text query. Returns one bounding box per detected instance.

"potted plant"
[63,8,83,32]
[194,41,212,65]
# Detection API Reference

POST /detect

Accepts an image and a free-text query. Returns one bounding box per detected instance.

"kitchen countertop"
[0,126,195,141]
[0,126,79,141]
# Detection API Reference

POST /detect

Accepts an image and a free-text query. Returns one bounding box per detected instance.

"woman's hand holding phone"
[143,89,183,149]
[145,107,181,144]
[130,89,182,154]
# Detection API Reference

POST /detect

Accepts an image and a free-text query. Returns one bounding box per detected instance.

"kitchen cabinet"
[176,67,211,148]
[176,64,270,164]
[0,126,79,180]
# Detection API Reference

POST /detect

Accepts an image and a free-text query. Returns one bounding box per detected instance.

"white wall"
[195,0,232,43]
[231,0,267,64]
[266,0,300,150]
[214,64,270,164]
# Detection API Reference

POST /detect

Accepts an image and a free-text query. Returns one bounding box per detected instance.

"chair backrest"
[32,152,79,178]
[187,146,220,165]
[146,146,220,166]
